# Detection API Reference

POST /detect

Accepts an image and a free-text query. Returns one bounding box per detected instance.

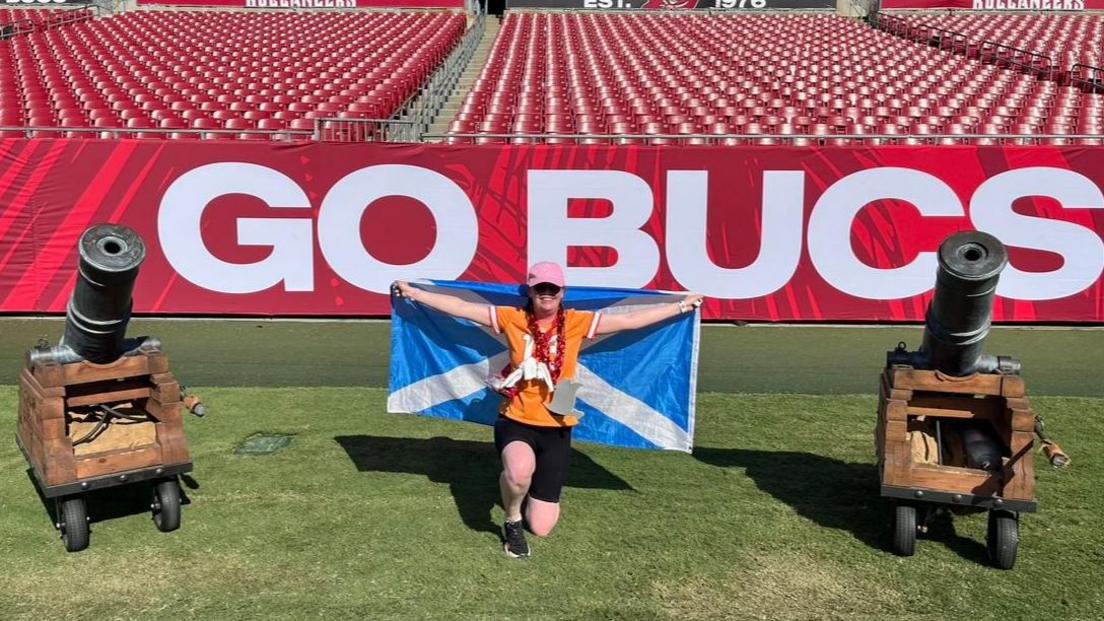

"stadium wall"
[0,139,1102,322]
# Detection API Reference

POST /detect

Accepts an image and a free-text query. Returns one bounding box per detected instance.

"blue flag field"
[387,281,701,452]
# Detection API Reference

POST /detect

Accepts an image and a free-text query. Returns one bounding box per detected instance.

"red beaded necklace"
[499,305,567,402]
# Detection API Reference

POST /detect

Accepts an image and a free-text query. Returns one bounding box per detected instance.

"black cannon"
[875,231,1067,570]
[28,225,158,367]
[888,231,1020,377]
[17,224,198,552]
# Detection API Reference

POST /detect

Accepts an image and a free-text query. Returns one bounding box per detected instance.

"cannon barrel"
[888,231,1021,376]
[57,224,147,364]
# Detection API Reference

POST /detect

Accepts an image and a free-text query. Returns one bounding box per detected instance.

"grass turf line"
[1,318,1103,396]
[0,387,1100,620]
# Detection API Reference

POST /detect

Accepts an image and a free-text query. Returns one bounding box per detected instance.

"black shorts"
[493,416,573,503]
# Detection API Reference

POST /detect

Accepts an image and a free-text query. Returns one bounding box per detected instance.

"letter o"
[318,164,478,293]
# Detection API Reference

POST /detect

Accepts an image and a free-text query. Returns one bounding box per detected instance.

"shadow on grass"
[693,448,891,552]
[335,435,633,537]
[693,448,991,562]
[925,509,989,564]
[27,470,193,534]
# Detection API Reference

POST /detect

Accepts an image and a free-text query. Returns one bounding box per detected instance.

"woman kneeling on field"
[393,262,703,559]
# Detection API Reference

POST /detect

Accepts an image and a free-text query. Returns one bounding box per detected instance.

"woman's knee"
[501,444,536,491]
[502,466,533,491]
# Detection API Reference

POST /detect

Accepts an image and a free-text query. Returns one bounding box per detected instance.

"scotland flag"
[388,281,700,452]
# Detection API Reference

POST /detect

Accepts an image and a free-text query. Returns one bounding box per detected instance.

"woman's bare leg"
[524,497,562,537]
[500,440,536,521]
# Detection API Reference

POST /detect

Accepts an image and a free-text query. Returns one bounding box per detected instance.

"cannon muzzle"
[59,225,146,364]
[887,231,1021,376]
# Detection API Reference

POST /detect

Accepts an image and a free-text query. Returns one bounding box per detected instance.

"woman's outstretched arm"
[392,281,493,327]
[595,294,704,336]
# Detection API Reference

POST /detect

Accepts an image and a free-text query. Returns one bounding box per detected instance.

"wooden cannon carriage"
[16,225,196,552]
[875,231,1065,570]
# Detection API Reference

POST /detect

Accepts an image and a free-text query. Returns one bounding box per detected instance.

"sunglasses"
[532,283,562,296]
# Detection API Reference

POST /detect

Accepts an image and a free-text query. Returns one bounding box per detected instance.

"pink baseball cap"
[527,261,565,288]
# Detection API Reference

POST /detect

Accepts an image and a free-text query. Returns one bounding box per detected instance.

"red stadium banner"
[134,0,464,8]
[1,139,1103,322]
[881,0,1098,9]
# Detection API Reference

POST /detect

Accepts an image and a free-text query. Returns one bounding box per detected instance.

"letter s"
[970,167,1104,300]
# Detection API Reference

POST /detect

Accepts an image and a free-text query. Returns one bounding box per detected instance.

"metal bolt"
[80,482,89,490]
[914,490,924,498]
[994,498,1004,507]
[952,494,963,503]
[118,474,127,482]
[155,468,164,476]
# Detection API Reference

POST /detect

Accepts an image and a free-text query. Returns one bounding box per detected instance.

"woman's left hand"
[683,294,704,310]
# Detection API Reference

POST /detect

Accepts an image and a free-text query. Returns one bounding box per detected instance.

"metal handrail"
[0,8,93,39]
[870,13,1056,80]
[318,10,488,143]
[0,126,314,140]
[424,131,1104,144]
[1071,63,1104,92]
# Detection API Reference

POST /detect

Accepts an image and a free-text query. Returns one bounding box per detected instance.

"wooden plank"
[1003,430,1035,501]
[42,436,77,486]
[17,416,43,473]
[21,368,64,398]
[875,399,887,461]
[910,394,1002,414]
[907,464,1002,496]
[1000,375,1026,398]
[147,352,170,375]
[1008,408,1035,433]
[67,387,152,408]
[146,398,183,424]
[74,445,163,480]
[889,368,1005,396]
[155,422,191,466]
[32,362,64,388]
[885,399,909,422]
[60,356,150,386]
[882,371,913,401]
[883,421,911,487]
[150,373,180,403]
[907,406,998,421]
[885,419,908,444]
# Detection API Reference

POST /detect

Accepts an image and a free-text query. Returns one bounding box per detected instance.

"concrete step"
[423,17,502,137]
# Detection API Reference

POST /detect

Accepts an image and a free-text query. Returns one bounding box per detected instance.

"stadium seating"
[0,10,465,140]
[448,12,1102,145]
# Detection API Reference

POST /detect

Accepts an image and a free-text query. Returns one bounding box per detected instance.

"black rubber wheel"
[58,496,89,553]
[152,478,182,533]
[893,503,918,557]
[987,510,1019,570]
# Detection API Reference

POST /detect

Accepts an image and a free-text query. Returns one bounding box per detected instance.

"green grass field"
[0,320,1102,620]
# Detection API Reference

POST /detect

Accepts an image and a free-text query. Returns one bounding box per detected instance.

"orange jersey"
[490,306,601,428]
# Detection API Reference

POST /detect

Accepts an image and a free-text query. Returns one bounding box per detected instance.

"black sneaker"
[503,519,530,559]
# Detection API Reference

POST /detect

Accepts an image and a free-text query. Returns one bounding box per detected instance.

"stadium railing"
[313,10,488,143]
[421,132,1103,145]
[0,7,94,39]
[869,11,1056,80]
[1071,63,1104,93]
[0,127,314,141]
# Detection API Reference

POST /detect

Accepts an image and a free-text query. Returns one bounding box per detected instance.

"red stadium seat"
[0,10,467,140]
